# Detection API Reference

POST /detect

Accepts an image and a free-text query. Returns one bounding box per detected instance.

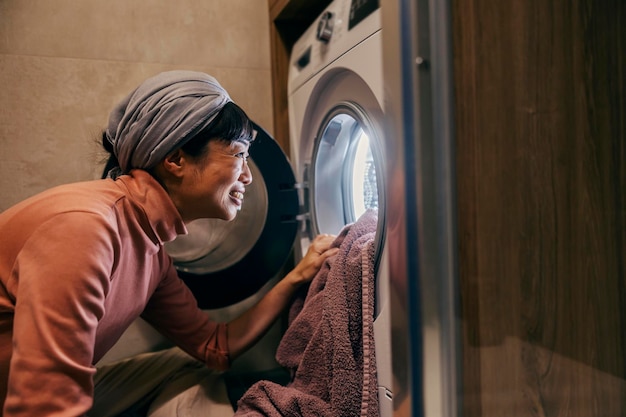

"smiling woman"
[0,70,338,416]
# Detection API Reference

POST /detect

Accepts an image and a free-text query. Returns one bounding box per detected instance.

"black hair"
[101,132,119,178]
[179,101,255,159]
[100,101,254,178]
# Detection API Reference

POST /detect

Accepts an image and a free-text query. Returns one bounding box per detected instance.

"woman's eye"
[235,152,249,161]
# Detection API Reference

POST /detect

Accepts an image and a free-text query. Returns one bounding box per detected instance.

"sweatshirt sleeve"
[4,213,116,417]
[140,262,230,372]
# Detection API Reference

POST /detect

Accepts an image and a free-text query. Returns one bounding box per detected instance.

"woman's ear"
[160,149,185,178]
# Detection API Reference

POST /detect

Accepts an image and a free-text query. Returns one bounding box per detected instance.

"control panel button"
[316,11,334,43]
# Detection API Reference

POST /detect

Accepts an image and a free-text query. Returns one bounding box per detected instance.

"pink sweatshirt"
[0,170,229,416]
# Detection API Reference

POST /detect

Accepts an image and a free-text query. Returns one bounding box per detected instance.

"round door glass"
[352,128,379,217]
[311,103,383,236]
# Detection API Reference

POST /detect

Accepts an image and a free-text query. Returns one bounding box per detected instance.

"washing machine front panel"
[286,3,391,414]
[286,0,385,276]
[288,28,383,190]
[289,27,384,247]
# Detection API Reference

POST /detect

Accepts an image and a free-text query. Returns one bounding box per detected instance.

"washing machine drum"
[163,122,298,309]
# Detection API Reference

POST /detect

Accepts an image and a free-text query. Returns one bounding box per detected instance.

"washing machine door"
[163,122,299,309]
[297,69,386,260]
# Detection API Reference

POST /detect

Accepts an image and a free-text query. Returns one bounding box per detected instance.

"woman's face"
[178,139,252,222]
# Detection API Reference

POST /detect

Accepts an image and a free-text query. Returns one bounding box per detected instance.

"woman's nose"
[240,159,253,185]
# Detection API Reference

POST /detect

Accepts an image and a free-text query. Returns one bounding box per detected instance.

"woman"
[0,71,337,416]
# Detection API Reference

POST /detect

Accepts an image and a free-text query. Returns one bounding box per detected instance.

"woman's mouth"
[230,191,245,211]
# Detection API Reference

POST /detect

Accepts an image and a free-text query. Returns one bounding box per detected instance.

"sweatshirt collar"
[118,169,187,244]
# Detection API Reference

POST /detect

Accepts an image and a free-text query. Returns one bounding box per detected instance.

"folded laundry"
[234,209,379,417]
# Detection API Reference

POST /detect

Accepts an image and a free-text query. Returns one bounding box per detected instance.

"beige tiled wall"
[0,0,273,211]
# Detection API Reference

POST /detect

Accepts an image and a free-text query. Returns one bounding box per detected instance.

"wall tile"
[0,0,271,69]
[0,0,273,211]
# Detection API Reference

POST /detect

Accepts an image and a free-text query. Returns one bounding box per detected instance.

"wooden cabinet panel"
[453,0,626,415]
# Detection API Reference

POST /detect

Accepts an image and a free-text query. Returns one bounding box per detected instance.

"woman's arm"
[226,234,338,359]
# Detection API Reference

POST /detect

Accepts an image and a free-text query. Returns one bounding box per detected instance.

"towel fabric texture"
[106,70,232,176]
[234,209,380,417]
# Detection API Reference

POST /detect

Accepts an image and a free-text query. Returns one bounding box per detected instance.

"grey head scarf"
[105,70,232,178]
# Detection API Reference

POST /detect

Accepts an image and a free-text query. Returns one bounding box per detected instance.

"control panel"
[288,0,381,94]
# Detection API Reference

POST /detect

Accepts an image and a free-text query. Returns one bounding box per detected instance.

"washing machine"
[288,0,393,415]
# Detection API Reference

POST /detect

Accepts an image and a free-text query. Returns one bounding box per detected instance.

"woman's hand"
[227,233,339,358]
[288,234,339,286]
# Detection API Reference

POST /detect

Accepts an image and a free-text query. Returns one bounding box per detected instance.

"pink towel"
[234,210,379,417]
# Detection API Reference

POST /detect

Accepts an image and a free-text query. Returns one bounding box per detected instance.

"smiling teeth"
[232,191,244,199]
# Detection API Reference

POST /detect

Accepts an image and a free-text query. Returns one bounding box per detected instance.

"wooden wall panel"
[453,0,626,415]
